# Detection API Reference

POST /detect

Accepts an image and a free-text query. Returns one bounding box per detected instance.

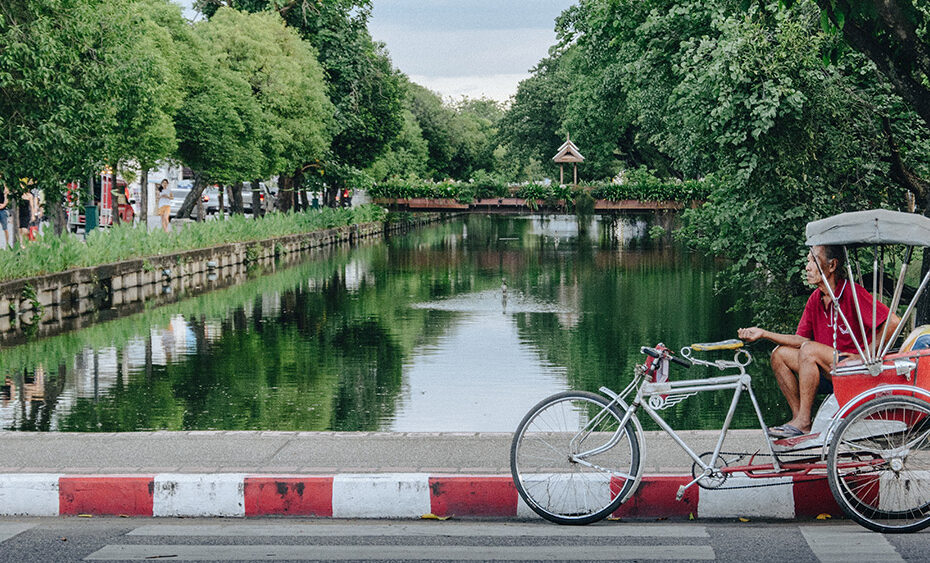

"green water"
[0,214,791,432]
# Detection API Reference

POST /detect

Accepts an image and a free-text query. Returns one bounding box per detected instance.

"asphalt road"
[0,518,927,562]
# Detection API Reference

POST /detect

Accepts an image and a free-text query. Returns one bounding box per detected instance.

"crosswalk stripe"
[85,544,716,561]
[801,526,904,563]
[0,523,33,543]
[128,522,708,538]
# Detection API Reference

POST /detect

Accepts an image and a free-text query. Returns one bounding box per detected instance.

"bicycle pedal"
[675,486,685,501]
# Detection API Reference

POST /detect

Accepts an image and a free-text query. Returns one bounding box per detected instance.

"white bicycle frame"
[570,347,782,500]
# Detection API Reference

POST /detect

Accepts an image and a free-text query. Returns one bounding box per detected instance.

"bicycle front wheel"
[510,391,641,525]
[828,395,930,533]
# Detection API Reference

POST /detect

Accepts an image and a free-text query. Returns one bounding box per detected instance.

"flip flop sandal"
[769,424,805,438]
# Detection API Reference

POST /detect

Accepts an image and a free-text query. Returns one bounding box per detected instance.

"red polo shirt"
[796,280,890,354]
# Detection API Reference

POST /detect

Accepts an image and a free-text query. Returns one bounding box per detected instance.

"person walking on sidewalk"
[0,183,9,249]
[16,183,37,246]
[157,179,172,233]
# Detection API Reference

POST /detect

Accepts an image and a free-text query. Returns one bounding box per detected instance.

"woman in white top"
[157,179,172,232]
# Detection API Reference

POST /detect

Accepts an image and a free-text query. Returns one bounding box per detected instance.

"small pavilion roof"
[553,139,585,163]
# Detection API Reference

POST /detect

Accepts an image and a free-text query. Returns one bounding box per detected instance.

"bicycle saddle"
[690,338,744,351]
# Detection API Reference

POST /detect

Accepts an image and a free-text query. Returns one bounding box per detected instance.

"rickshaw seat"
[900,325,930,353]
[690,338,744,352]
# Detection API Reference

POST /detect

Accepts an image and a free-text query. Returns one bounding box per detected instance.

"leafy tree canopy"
[197,0,404,170]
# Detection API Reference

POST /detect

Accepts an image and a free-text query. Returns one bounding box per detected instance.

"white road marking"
[85,544,716,561]
[801,525,904,563]
[128,522,709,537]
[0,523,34,543]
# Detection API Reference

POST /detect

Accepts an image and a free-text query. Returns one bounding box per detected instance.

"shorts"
[158,205,170,215]
[0,209,7,230]
[818,353,851,395]
[817,374,833,394]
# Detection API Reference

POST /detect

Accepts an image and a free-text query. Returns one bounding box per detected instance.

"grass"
[0,205,387,282]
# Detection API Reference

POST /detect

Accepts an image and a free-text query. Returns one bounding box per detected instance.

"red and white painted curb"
[0,473,840,519]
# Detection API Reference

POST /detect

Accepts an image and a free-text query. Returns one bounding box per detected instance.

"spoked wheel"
[828,395,930,533]
[510,391,641,525]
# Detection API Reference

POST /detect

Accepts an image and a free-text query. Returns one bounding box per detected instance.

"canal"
[0,214,791,433]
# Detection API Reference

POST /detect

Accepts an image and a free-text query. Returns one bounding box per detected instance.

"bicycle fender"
[821,385,930,459]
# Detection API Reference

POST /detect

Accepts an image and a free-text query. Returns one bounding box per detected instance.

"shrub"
[0,205,388,282]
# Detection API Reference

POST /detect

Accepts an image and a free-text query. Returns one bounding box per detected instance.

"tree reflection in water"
[0,215,788,432]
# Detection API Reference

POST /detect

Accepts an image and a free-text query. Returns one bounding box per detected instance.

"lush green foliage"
[384,82,504,182]
[0,0,141,199]
[367,170,710,203]
[0,205,386,282]
[500,0,929,326]
[199,0,405,172]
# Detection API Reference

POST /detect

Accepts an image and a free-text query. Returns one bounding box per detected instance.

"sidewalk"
[0,430,842,520]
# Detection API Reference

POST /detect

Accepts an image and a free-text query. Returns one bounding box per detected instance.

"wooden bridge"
[373,197,687,214]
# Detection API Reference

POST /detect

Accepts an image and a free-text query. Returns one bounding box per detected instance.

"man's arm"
[872,313,902,354]
[737,327,809,348]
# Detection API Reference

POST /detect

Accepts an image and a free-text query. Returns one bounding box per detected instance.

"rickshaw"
[510,209,930,533]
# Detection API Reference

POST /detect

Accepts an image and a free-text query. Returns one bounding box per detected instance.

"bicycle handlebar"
[640,346,692,368]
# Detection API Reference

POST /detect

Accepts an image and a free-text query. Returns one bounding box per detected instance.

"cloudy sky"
[368,1,575,102]
[175,1,575,102]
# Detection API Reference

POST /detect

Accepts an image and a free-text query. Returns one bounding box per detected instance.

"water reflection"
[0,214,781,432]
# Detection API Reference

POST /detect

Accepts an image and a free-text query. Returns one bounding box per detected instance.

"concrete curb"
[0,474,841,519]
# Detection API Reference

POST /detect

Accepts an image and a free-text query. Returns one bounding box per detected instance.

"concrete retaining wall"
[0,215,441,342]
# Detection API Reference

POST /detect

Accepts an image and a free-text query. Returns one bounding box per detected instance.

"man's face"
[805,247,827,286]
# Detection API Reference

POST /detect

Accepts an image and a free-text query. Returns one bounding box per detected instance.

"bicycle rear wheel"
[510,391,641,525]
[828,395,930,533]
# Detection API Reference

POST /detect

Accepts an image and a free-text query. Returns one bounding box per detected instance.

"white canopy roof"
[805,209,930,247]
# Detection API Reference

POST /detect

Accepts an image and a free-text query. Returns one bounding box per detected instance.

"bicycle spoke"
[511,391,640,524]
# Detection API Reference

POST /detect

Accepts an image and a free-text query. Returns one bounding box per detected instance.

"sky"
[368,1,576,102]
[173,0,576,102]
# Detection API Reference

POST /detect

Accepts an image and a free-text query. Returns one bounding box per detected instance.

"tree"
[496,55,571,181]
[194,7,333,213]
[122,0,190,225]
[102,0,184,226]
[173,18,268,218]
[0,0,135,232]
[197,0,405,171]
[366,110,429,181]
[785,0,930,321]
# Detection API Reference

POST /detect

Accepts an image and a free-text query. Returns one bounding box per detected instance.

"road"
[0,518,927,562]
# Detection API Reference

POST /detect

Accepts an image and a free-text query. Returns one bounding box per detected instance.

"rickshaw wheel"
[827,395,930,533]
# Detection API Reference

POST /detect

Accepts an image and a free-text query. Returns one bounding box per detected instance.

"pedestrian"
[0,182,9,249]
[17,180,37,246]
[157,179,172,233]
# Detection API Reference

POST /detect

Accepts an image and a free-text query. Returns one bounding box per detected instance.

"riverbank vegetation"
[368,168,712,204]
[0,205,386,283]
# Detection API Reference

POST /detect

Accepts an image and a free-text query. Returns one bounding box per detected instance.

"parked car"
[203,186,223,215]
[169,182,209,218]
[240,182,276,215]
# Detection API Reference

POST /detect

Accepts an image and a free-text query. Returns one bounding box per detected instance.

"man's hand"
[737,327,766,342]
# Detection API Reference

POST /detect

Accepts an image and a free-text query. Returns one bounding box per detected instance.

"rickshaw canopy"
[806,209,930,247]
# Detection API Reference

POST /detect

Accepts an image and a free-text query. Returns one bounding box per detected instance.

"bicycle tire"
[511,390,641,525]
[827,395,930,533]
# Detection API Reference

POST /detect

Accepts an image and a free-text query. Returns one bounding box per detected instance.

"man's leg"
[791,341,836,432]
[771,345,801,422]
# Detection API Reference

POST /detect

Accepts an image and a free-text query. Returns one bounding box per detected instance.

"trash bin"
[84,204,98,233]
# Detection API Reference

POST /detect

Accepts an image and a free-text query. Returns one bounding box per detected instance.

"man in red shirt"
[738,245,900,437]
